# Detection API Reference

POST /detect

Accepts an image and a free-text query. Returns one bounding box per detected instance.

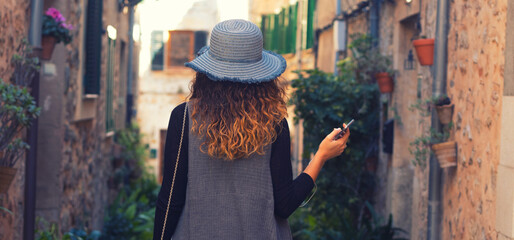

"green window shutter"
[279,8,285,54]
[306,0,316,49]
[106,38,115,132]
[273,13,279,53]
[267,14,274,51]
[84,0,103,94]
[286,5,297,54]
[261,15,266,49]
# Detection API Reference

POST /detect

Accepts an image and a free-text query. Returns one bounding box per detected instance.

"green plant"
[101,175,159,240]
[63,229,101,240]
[10,39,40,87]
[408,97,452,167]
[0,80,41,167]
[344,34,394,83]
[290,202,407,240]
[35,217,60,240]
[0,206,13,215]
[35,217,101,240]
[42,8,73,44]
[289,35,383,239]
[389,104,403,127]
[110,122,149,188]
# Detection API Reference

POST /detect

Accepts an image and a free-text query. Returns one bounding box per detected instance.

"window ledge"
[105,131,115,138]
[84,94,99,100]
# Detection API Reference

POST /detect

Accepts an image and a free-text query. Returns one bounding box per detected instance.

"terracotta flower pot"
[413,38,435,66]
[436,103,454,125]
[41,35,57,60]
[375,72,394,93]
[0,166,17,193]
[432,141,457,168]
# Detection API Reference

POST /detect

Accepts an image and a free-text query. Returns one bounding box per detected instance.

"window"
[84,0,103,95]
[150,30,208,71]
[167,30,194,67]
[151,31,164,70]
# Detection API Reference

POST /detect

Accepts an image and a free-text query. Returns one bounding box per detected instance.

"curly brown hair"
[188,72,288,160]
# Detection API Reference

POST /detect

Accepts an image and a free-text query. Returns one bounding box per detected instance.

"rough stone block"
[495,165,514,237]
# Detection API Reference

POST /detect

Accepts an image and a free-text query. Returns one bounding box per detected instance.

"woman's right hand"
[316,125,350,162]
[302,125,350,182]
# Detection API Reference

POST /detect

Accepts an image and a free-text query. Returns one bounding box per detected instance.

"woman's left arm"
[153,103,189,240]
[270,119,315,219]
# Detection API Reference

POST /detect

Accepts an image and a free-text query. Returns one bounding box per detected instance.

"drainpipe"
[126,4,135,124]
[25,0,43,239]
[334,0,341,73]
[427,0,449,239]
[294,0,304,173]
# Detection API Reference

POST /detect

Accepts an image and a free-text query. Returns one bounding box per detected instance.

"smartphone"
[334,119,354,140]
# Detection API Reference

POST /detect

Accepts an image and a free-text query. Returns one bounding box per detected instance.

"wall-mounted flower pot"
[41,35,57,60]
[0,166,17,193]
[375,72,394,93]
[436,103,454,125]
[432,141,457,168]
[413,38,435,66]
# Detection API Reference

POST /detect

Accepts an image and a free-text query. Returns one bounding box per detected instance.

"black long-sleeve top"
[153,103,315,239]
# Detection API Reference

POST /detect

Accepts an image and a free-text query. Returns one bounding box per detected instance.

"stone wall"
[0,1,32,239]
[0,0,134,238]
[442,0,507,239]
[48,0,131,233]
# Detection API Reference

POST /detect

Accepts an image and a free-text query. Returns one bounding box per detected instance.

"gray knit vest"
[172,104,292,240]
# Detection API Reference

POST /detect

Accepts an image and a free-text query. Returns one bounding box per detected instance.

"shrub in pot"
[0,81,40,193]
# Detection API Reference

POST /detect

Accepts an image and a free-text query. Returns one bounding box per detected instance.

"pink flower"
[45,7,65,22]
[45,8,60,18]
[61,23,74,30]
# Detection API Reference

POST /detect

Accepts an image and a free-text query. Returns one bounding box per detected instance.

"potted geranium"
[41,7,73,60]
[413,36,435,66]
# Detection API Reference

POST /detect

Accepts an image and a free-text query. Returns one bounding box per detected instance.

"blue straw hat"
[185,19,287,84]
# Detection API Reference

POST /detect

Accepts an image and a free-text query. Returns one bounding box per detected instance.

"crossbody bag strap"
[160,102,188,240]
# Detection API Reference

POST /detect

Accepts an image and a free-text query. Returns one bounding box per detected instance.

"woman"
[153,19,350,240]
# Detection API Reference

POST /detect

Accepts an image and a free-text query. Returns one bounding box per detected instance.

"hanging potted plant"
[409,99,456,168]
[432,141,457,168]
[0,81,41,193]
[372,50,394,93]
[431,122,456,168]
[41,7,73,60]
[412,36,435,66]
[434,96,454,125]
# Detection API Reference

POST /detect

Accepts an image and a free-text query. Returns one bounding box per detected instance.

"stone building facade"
[0,1,32,239]
[0,0,139,238]
[251,0,514,239]
[309,0,514,239]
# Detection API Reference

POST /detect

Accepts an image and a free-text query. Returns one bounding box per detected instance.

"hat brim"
[185,47,287,84]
